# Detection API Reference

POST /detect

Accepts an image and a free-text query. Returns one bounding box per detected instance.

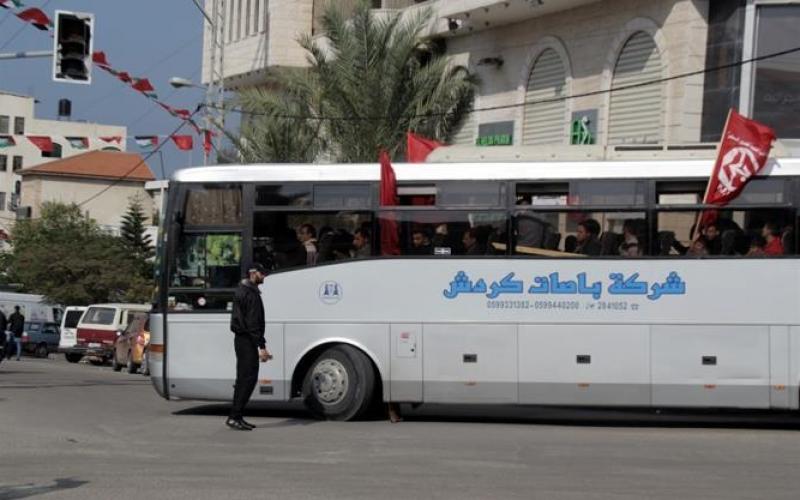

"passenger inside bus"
[462,228,485,255]
[575,219,602,256]
[352,228,371,258]
[409,229,433,255]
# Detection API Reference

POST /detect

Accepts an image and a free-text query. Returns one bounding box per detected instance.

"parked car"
[74,304,150,364]
[58,306,87,363]
[21,322,61,358]
[112,312,150,374]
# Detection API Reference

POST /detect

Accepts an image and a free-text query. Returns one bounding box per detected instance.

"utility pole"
[204,0,226,165]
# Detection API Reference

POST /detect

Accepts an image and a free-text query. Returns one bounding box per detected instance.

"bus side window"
[252,211,373,270]
[379,211,508,257]
[514,211,648,257]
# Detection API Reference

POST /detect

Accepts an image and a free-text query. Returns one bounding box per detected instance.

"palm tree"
[233,0,477,163]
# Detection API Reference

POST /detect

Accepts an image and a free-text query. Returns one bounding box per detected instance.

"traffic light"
[52,10,94,84]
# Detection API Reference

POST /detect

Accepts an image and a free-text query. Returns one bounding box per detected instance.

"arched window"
[522,48,567,145]
[608,31,663,145]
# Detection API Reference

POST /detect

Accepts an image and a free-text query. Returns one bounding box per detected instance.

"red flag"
[407,131,443,163]
[26,135,53,153]
[704,109,776,206]
[131,78,155,93]
[379,150,400,255]
[171,135,194,151]
[203,130,213,155]
[92,51,111,68]
[116,71,132,83]
[99,136,122,144]
[16,8,51,30]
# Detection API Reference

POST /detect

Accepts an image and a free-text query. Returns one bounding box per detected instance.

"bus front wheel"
[301,345,375,421]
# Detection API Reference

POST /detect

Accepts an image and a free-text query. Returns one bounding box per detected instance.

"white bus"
[149,157,800,420]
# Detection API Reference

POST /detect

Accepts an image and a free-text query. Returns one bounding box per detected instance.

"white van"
[58,306,87,363]
[74,304,150,362]
[0,292,62,324]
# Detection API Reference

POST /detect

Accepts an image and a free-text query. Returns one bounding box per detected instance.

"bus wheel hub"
[312,359,348,405]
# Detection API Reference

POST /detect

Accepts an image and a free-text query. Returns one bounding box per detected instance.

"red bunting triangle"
[132,78,155,93]
[16,8,51,31]
[171,135,193,151]
[92,51,111,68]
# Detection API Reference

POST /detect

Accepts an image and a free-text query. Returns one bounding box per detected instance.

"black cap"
[248,263,269,274]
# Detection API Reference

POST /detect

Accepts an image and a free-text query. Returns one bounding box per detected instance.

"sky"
[0,0,215,178]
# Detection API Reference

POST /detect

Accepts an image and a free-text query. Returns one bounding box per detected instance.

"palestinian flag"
[99,136,122,144]
[66,136,89,149]
[16,7,51,30]
[0,135,16,148]
[0,1,24,10]
[27,135,53,153]
[135,136,159,149]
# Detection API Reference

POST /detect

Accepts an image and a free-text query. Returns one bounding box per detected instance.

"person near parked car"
[227,263,272,431]
[8,306,25,361]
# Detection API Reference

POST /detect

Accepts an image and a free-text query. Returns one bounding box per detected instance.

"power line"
[77,107,201,208]
[0,0,52,51]
[210,45,800,122]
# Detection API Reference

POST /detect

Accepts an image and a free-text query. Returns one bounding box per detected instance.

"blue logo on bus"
[319,281,343,304]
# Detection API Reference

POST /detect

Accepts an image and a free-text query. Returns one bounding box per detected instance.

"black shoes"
[240,418,256,429]
[225,418,252,431]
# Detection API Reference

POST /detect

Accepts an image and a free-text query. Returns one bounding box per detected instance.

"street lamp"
[169,76,204,90]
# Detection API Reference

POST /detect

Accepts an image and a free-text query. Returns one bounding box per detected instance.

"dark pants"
[230,335,259,420]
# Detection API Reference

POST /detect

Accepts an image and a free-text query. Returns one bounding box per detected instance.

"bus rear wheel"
[301,345,375,421]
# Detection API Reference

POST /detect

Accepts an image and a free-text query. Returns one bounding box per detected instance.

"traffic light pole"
[0,50,53,60]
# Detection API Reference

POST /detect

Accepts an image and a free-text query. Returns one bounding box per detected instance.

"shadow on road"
[0,380,148,390]
[399,404,800,430]
[0,478,87,500]
[174,403,320,427]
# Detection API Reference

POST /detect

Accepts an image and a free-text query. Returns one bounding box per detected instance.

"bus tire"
[65,353,82,363]
[301,345,375,421]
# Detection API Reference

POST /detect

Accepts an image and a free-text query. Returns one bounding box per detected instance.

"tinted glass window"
[655,208,795,256]
[314,184,372,209]
[256,184,312,207]
[515,210,648,257]
[438,182,502,206]
[172,233,242,288]
[185,186,242,226]
[379,211,508,256]
[83,307,116,325]
[753,5,800,138]
[25,322,42,332]
[64,310,84,329]
[253,211,373,269]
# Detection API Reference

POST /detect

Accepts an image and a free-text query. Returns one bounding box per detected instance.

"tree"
[10,202,153,305]
[234,1,477,162]
[121,196,154,260]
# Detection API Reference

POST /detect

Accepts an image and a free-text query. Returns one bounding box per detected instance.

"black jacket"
[9,312,24,338]
[230,280,266,348]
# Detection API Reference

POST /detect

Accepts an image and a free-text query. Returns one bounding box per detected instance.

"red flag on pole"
[171,135,194,151]
[26,135,53,153]
[379,150,400,255]
[703,109,776,206]
[406,131,443,163]
[16,8,51,30]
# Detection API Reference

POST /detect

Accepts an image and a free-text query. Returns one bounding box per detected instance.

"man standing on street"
[8,306,25,361]
[227,263,272,431]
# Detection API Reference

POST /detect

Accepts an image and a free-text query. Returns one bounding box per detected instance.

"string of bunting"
[0,133,201,153]
[0,1,214,153]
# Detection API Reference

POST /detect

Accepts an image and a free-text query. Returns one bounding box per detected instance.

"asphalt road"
[2,356,800,500]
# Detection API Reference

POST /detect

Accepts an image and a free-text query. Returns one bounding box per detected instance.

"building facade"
[0,91,127,228]
[201,0,800,152]
[18,151,155,236]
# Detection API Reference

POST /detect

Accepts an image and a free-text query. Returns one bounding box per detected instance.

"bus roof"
[172,158,800,184]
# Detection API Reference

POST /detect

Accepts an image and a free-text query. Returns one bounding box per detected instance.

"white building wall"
[0,92,127,225]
